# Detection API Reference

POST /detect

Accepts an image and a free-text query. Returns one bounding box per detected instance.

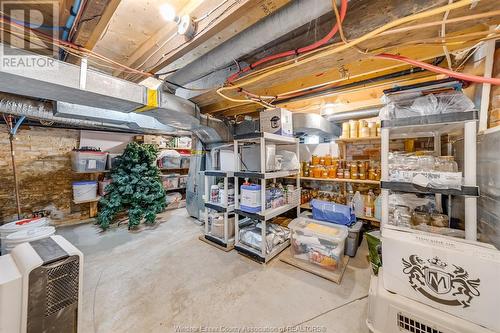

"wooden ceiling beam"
[192,0,499,115]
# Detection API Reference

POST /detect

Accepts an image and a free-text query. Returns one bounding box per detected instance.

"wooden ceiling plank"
[121,0,291,80]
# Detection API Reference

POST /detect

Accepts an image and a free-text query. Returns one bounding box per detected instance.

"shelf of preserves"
[298,176,380,185]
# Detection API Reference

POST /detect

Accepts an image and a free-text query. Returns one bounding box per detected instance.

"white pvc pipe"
[464,120,477,241]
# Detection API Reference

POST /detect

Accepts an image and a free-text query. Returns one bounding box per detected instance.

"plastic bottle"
[365,189,375,217]
[353,191,364,217]
[374,195,382,221]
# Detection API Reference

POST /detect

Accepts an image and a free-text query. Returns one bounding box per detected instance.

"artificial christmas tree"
[97,142,166,230]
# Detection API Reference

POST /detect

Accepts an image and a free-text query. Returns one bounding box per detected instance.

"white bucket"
[3,226,55,254]
[0,217,49,255]
[72,181,98,202]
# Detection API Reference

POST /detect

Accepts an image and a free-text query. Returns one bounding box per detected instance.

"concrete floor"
[57,209,371,333]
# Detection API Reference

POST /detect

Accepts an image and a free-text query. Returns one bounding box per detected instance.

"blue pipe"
[62,0,83,41]
[59,0,82,59]
[11,116,26,135]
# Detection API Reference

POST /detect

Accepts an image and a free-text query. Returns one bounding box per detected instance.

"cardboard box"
[382,228,500,332]
[259,108,293,136]
[134,135,167,148]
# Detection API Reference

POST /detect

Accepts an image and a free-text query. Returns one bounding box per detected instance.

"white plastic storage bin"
[0,217,49,255]
[72,181,98,202]
[162,174,180,189]
[159,150,181,169]
[288,217,348,272]
[209,213,235,239]
[71,150,108,172]
[180,156,190,169]
[240,184,261,213]
[107,153,121,170]
[3,226,55,254]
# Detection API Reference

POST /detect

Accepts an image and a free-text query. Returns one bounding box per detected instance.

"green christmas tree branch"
[97,142,166,230]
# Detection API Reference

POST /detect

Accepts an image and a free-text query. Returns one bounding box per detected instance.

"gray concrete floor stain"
[56,209,371,333]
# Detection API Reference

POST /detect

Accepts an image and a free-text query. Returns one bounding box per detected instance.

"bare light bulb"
[160,3,178,23]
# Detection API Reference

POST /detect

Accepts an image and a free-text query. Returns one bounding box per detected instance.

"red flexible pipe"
[376,53,500,85]
[227,0,348,83]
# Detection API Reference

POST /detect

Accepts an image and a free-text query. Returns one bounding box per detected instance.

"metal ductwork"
[293,113,334,138]
[0,44,232,143]
[0,94,133,131]
[326,107,382,123]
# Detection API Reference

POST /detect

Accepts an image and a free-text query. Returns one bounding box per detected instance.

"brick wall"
[0,125,84,223]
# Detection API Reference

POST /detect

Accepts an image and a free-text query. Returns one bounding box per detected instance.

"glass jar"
[350,162,359,179]
[311,155,320,165]
[344,167,351,179]
[319,156,325,166]
[435,156,458,172]
[368,168,376,180]
[418,155,435,171]
[337,168,344,179]
[328,166,337,178]
[312,165,322,178]
[321,166,328,178]
[430,213,449,227]
[324,155,332,166]
[412,211,430,226]
[359,161,366,180]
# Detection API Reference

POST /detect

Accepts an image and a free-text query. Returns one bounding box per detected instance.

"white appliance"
[259,108,293,136]
[367,268,494,333]
[240,144,276,172]
[0,235,83,333]
[382,228,500,332]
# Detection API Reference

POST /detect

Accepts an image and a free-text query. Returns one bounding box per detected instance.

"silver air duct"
[326,107,382,123]
[0,44,232,143]
[0,94,131,130]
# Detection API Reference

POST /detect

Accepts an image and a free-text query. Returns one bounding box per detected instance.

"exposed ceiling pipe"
[165,0,338,87]
[0,94,133,130]
[326,107,381,123]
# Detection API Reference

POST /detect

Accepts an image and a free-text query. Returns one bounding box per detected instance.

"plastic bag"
[311,199,355,226]
[379,92,475,120]
[278,150,299,171]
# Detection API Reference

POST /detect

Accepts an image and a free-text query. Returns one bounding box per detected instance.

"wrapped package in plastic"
[311,199,356,226]
[239,222,290,254]
[379,92,475,120]
[277,150,299,171]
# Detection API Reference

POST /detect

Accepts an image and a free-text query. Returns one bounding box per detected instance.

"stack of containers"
[0,217,53,255]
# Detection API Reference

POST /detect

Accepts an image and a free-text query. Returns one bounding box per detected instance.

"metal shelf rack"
[380,111,480,241]
[233,132,300,263]
[203,170,235,249]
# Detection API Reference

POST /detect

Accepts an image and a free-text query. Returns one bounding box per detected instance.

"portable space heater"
[0,235,83,333]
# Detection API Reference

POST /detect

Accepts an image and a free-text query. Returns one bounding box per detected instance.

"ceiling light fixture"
[160,3,179,23]
[160,3,197,40]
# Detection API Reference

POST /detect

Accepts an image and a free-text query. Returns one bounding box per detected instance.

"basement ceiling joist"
[104,0,292,80]
[192,0,500,115]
